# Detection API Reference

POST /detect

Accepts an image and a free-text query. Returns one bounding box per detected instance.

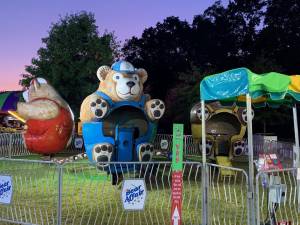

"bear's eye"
[133,74,139,81]
[113,73,122,81]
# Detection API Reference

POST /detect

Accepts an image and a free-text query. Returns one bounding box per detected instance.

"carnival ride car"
[80,61,165,177]
[0,91,24,132]
[190,101,250,159]
[8,78,74,156]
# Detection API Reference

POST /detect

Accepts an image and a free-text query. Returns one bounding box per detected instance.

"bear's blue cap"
[111,60,136,74]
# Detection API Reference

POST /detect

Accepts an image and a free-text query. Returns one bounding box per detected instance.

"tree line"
[20,0,300,137]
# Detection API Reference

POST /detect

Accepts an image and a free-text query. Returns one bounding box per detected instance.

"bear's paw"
[146,99,165,120]
[138,143,154,162]
[90,97,109,119]
[92,143,114,168]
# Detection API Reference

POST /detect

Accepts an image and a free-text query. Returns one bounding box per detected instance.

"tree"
[190,0,265,74]
[123,0,297,136]
[163,69,203,133]
[123,16,192,99]
[257,0,300,74]
[20,12,115,119]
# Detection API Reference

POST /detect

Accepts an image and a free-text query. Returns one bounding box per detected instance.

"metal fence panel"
[0,133,11,158]
[3,133,293,225]
[207,163,249,225]
[60,161,202,225]
[0,133,84,158]
[9,133,31,157]
[0,132,296,160]
[154,134,199,156]
[253,140,294,167]
[0,158,59,225]
[184,135,200,156]
[0,158,258,225]
[153,134,173,153]
[256,168,300,225]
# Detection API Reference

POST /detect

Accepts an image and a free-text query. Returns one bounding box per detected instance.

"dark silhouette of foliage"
[123,16,192,99]
[256,0,300,74]
[123,0,300,137]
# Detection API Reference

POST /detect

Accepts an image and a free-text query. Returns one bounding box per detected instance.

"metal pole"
[201,100,208,225]
[57,165,63,225]
[246,94,256,225]
[293,105,300,167]
[184,135,187,155]
[246,94,255,225]
[292,105,300,212]
[8,134,12,158]
[201,100,207,166]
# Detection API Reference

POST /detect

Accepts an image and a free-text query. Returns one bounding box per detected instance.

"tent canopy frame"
[200,68,300,225]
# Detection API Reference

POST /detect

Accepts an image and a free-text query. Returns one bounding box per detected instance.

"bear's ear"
[32,78,41,91]
[136,68,148,84]
[97,66,111,81]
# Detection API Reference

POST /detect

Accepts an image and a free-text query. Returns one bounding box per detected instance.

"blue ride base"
[82,92,157,174]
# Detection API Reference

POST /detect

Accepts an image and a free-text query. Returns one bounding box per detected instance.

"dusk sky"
[0,0,223,91]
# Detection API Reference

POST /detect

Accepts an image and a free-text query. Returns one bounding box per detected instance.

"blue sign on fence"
[0,175,13,204]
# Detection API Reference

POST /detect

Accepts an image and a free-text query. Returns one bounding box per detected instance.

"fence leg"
[292,106,300,212]
[184,136,187,156]
[203,165,209,225]
[255,175,260,225]
[57,165,63,225]
[201,100,208,225]
[8,134,12,158]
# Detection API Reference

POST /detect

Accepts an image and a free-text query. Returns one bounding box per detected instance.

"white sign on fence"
[160,139,169,150]
[0,175,13,204]
[74,138,83,149]
[121,179,147,211]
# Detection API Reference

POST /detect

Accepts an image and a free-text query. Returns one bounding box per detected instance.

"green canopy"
[200,68,300,107]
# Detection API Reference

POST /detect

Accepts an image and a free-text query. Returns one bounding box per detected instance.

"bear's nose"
[126,81,135,88]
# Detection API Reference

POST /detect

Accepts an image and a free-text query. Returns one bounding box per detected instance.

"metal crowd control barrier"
[0,133,295,159]
[0,159,202,225]
[2,133,279,159]
[256,168,299,225]
[0,133,84,158]
[1,133,299,225]
[184,135,200,156]
[0,133,12,158]
[253,140,294,166]
[153,134,173,152]
[3,159,299,225]
[9,133,31,157]
[207,163,250,225]
[61,161,202,225]
[153,134,199,156]
[0,158,59,225]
